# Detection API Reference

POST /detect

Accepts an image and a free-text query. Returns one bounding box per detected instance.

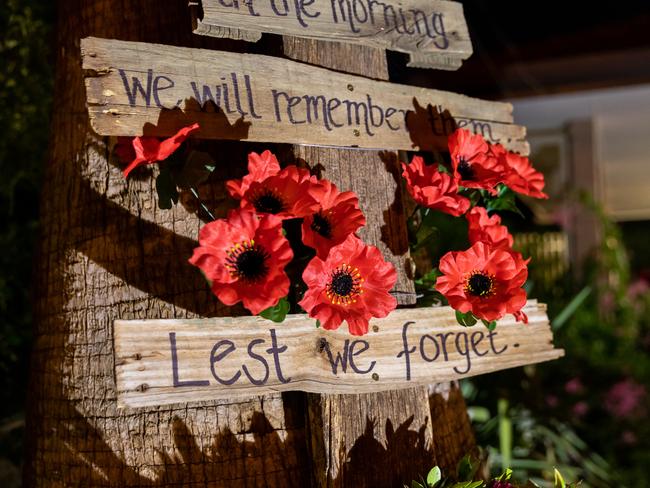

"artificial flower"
[449,128,504,193]
[466,206,514,250]
[302,179,366,259]
[491,143,549,199]
[435,241,529,323]
[401,155,470,216]
[188,208,293,315]
[119,123,200,178]
[227,152,321,220]
[226,150,281,199]
[299,235,397,335]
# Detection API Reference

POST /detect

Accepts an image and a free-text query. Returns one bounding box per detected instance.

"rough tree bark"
[25,1,474,486]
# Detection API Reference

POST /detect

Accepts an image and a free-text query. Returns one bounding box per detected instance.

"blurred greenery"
[0,0,54,475]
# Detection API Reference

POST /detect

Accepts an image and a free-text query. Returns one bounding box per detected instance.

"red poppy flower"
[466,206,514,250]
[401,155,470,216]
[188,209,293,315]
[119,123,200,178]
[491,144,549,199]
[435,241,529,323]
[227,153,321,219]
[226,150,281,199]
[302,179,366,259]
[449,129,504,193]
[299,235,397,335]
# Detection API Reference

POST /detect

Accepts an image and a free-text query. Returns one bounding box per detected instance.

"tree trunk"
[25,1,473,486]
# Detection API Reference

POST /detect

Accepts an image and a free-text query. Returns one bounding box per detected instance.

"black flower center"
[326,264,364,306]
[253,190,285,214]
[465,271,495,297]
[457,157,475,180]
[331,272,353,296]
[225,240,270,282]
[311,212,332,239]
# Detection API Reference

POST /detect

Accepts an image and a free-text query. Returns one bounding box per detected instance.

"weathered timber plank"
[80,37,530,155]
[192,0,473,70]
[282,36,430,486]
[114,302,563,408]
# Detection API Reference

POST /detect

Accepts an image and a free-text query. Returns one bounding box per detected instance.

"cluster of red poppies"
[402,129,548,325]
[189,150,397,336]
[117,122,548,332]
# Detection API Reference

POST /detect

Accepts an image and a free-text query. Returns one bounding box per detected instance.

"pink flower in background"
[604,379,646,419]
[621,430,637,445]
[545,395,559,408]
[572,401,589,417]
[627,278,649,300]
[551,204,577,232]
[564,377,585,395]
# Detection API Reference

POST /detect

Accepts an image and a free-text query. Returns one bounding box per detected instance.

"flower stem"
[190,187,216,221]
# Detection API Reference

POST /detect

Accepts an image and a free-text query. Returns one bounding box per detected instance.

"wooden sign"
[81,37,529,155]
[114,302,563,408]
[191,0,472,70]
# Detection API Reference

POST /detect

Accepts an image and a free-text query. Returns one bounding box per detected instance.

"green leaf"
[456,455,474,480]
[411,481,425,488]
[498,398,512,471]
[496,468,512,481]
[485,187,523,216]
[259,297,290,323]
[175,150,216,189]
[315,320,321,328]
[155,166,179,209]
[415,268,442,288]
[553,469,566,488]
[426,466,442,487]
[467,406,490,423]
[449,482,484,488]
[481,319,497,331]
[455,310,477,327]
[551,285,592,330]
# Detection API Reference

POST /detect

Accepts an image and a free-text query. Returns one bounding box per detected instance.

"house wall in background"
[510,84,650,222]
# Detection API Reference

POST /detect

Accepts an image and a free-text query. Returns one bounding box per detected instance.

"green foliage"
[407,463,578,488]
[456,310,478,327]
[259,297,290,322]
[0,0,54,464]
[484,186,523,217]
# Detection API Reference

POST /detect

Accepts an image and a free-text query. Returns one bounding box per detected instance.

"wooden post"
[282,37,475,485]
[25,2,311,486]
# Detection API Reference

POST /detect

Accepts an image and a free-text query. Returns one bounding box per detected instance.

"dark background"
[1,0,649,486]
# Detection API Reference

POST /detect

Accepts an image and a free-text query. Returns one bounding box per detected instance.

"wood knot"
[316,337,327,353]
[136,383,149,392]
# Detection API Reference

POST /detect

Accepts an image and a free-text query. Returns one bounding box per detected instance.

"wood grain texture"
[193,0,472,70]
[25,2,311,486]
[282,37,469,488]
[80,37,529,155]
[114,303,563,408]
